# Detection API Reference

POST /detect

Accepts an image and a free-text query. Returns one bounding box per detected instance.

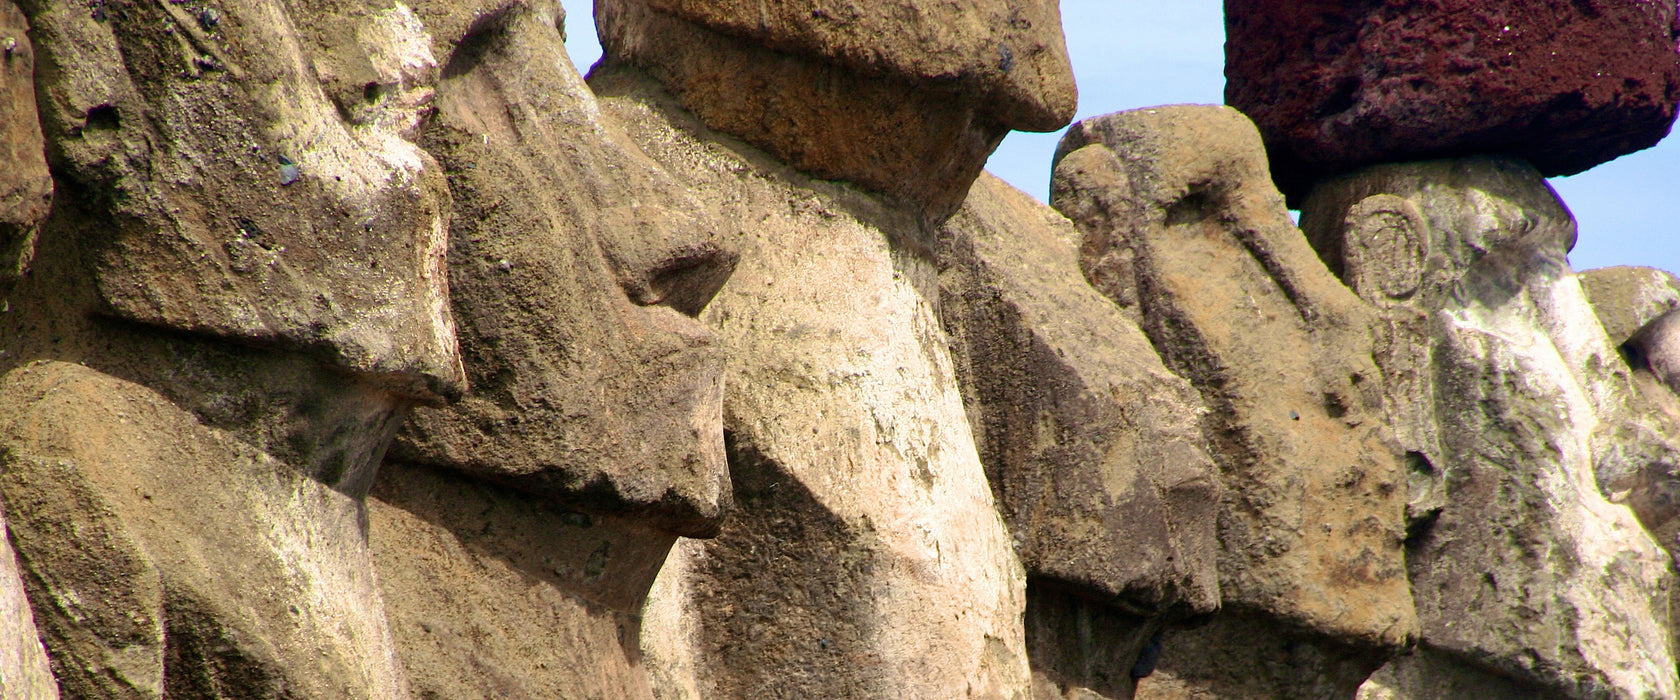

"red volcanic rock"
[1226,0,1680,202]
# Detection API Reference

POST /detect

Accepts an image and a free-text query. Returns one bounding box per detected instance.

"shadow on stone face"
[0,1,734,696]
[368,458,675,699]
[1355,646,1570,700]
[19,0,465,397]
[1136,608,1391,700]
[0,361,409,700]
[664,432,887,699]
[1024,584,1160,700]
[937,173,1225,700]
[592,53,1036,697]
[939,173,1222,620]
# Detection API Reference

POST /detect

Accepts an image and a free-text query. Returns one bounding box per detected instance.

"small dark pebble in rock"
[278,155,299,186]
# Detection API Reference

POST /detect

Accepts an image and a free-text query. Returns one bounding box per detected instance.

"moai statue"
[0,0,734,696]
[0,0,467,692]
[1302,159,1678,700]
[371,2,738,696]
[584,0,1078,696]
[1049,105,1417,700]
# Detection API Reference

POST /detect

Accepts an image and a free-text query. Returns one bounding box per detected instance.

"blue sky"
[560,1,1679,275]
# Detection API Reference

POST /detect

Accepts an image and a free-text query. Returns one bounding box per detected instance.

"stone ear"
[1342,194,1428,305]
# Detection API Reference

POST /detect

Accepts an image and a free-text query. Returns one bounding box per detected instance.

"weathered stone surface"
[369,460,673,700]
[1580,266,1680,347]
[1356,649,1569,700]
[22,0,463,397]
[593,65,1032,699]
[387,1,734,537]
[1603,312,1680,573]
[1598,367,1680,556]
[1423,302,1677,699]
[0,0,50,290]
[938,172,1221,613]
[596,0,1073,220]
[0,504,58,700]
[1227,0,1680,201]
[1304,157,1680,699]
[2,266,418,496]
[0,361,409,699]
[1051,107,1417,698]
[619,0,1076,132]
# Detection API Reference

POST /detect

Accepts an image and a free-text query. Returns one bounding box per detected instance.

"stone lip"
[1226,0,1680,203]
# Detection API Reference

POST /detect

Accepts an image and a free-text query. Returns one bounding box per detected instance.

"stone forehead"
[1054,105,1277,204]
[1305,158,1575,241]
[628,0,1077,131]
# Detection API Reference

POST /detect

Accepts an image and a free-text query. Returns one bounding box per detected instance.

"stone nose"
[597,201,739,318]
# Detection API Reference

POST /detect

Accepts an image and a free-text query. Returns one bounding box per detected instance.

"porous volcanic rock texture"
[938,172,1222,700]
[619,0,1076,131]
[938,172,1222,617]
[1581,265,1680,346]
[0,502,56,699]
[0,361,411,699]
[0,0,50,289]
[1226,0,1680,201]
[595,0,1076,220]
